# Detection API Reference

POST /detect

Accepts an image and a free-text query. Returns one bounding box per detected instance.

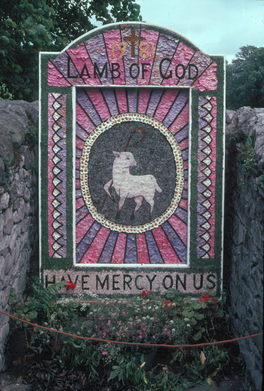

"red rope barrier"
[0,310,262,348]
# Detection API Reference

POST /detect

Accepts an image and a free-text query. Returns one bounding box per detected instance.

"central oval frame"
[80,113,184,233]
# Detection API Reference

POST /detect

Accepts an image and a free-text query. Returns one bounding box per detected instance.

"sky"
[137,0,264,62]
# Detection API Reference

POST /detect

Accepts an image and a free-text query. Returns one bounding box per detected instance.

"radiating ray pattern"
[75,88,189,265]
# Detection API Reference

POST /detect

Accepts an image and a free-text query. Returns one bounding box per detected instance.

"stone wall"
[0,100,38,370]
[225,107,264,391]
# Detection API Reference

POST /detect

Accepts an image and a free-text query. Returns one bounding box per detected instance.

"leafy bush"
[7,283,244,391]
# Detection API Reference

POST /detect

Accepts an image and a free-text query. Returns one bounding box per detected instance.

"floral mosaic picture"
[40,22,225,295]
[75,88,189,265]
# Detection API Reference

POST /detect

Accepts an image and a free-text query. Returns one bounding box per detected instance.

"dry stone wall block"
[225,107,264,391]
[0,100,38,371]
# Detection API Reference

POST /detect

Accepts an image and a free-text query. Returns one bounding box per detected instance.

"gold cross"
[123,27,144,57]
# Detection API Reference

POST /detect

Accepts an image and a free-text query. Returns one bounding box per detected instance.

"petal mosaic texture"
[197,96,217,259]
[40,23,225,296]
[47,93,67,258]
[47,26,217,90]
[76,101,188,264]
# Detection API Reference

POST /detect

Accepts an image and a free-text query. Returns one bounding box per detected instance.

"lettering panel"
[44,270,217,295]
[47,26,217,90]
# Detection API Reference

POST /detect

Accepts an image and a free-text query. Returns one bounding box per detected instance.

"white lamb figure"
[104,151,162,215]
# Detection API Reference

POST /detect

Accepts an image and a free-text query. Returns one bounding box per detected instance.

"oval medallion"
[80,113,184,233]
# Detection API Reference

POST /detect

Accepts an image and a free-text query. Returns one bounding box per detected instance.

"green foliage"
[226,45,264,109]
[0,0,142,101]
[25,124,38,148]
[25,358,89,390]
[237,136,258,176]
[175,345,228,385]
[0,0,54,101]
[46,0,142,42]
[0,82,14,100]
[8,285,244,391]
[108,354,145,385]
[0,157,12,186]
[256,174,264,190]
[9,281,72,325]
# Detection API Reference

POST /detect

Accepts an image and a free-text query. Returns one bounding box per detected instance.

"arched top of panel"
[44,22,221,91]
